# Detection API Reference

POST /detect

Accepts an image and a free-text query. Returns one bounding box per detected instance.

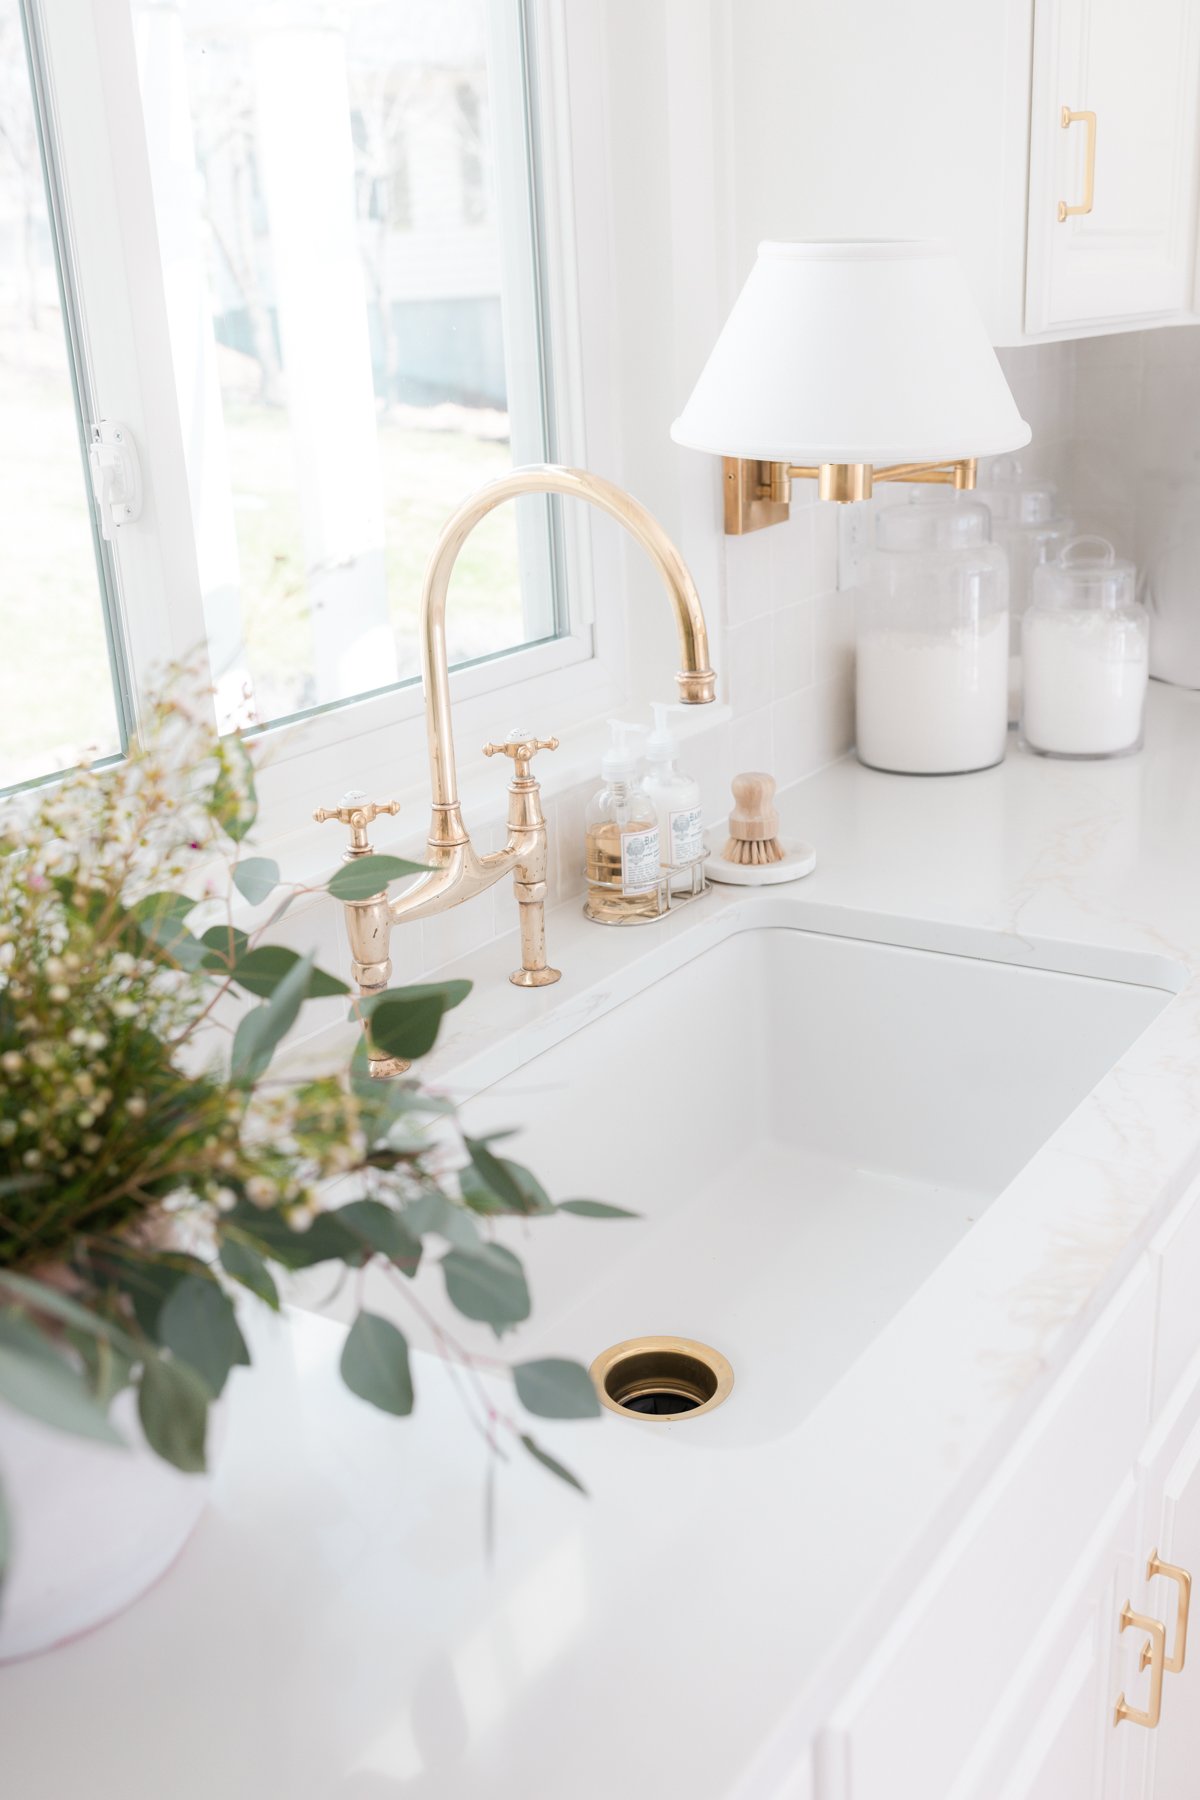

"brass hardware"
[1147,1550,1192,1674]
[313,793,401,857]
[322,465,716,1050]
[723,455,978,533]
[1058,106,1097,222]
[589,1336,734,1420]
[723,456,791,534]
[1115,1601,1167,1728]
[483,734,560,777]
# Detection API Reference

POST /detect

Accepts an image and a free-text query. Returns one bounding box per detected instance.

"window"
[0,0,125,790]
[4,0,607,815]
[128,0,561,733]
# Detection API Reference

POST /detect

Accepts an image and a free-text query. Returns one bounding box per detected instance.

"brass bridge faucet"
[316,464,717,1074]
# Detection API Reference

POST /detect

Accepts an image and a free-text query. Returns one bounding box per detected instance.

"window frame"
[29,0,626,847]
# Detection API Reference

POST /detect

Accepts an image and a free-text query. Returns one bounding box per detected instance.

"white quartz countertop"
[6,685,1200,1799]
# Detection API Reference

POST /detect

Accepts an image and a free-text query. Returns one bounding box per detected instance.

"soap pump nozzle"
[602,719,648,785]
[647,701,687,763]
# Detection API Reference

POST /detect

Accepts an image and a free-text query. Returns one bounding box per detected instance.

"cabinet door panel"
[1026,0,1200,330]
[1143,1409,1200,1798]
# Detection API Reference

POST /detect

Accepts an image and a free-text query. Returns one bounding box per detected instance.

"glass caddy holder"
[582,850,712,926]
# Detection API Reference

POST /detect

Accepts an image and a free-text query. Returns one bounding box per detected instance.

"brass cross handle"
[313,792,401,854]
[483,734,559,781]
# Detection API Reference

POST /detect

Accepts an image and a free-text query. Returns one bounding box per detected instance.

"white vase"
[0,1387,213,1662]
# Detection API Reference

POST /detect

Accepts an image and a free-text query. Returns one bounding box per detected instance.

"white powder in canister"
[1021,609,1148,756]
[856,615,1009,774]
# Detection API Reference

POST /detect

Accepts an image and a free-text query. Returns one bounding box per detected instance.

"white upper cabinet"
[1025,0,1200,333]
[729,0,1200,346]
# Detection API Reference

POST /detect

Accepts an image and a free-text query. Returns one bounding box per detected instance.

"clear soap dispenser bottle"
[644,703,705,893]
[584,722,662,923]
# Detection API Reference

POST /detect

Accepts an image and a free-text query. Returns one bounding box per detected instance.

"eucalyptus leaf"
[199,923,249,971]
[231,950,314,1083]
[83,1246,212,1341]
[441,1243,530,1332]
[131,892,205,971]
[69,1330,134,1409]
[514,1358,601,1419]
[158,1275,250,1398]
[462,1141,553,1216]
[137,1353,209,1473]
[340,1311,414,1416]
[0,1314,123,1446]
[519,1432,587,1496]
[227,945,348,1001]
[354,979,472,1019]
[336,1200,422,1275]
[556,1199,642,1220]
[232,856,280,906]
[212,735,257,843]
[369,993,449,1062]
[0,1271,139,1356]
[218,1237,279,1309]
[327,854,430,903]
[403,1191,481,1250]
[222,1202,362,1271]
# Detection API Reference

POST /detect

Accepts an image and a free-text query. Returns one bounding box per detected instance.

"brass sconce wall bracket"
[723,454,979,535]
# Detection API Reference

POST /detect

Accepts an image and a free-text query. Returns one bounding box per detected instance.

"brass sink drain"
[589,1336,734,1420]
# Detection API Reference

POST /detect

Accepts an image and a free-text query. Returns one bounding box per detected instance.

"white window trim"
[34,0,638,855]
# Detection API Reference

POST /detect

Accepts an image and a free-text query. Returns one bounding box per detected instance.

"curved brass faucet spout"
[318,464,717,1033]
[419,464,717,814]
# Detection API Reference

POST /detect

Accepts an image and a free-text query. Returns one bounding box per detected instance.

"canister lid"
[875,491,992,552]
[974,455,1066,527]
[1031,536,1136,610]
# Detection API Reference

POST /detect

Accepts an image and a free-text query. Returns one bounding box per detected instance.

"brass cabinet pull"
[1058,106,1097,221]
[1147,1551,1192,1674]
[1115,1602,1167,1728]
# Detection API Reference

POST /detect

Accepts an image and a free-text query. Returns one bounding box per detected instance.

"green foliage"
[519,1433,587,1495]
[137,1354,209,1473]
[326,854,430,903]
[158,1275,250,1398]
[514,1358,600,1419]
[232,857,279,906]
[442,1244,531,1333]
[0,677,610,1552]
[340,1311,414,1417]
[0,1313,123,1446]
[556,1199,641,1219]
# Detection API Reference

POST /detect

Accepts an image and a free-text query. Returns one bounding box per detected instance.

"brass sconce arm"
[723,454,978,532]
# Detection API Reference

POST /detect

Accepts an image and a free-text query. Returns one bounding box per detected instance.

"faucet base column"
[510,873,561,988]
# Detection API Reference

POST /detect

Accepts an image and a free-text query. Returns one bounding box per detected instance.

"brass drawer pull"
[1058,106,1097,221]
[1115,1602,1167,1728]
[1147,1551,1192,1674]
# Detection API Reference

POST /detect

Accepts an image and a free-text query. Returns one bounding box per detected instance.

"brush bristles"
[722,835,786,866]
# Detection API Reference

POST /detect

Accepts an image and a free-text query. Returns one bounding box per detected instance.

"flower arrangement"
[0,687,624,1574]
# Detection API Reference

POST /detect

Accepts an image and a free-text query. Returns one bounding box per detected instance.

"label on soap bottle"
[669,805,704,866]
[621,825,660,895]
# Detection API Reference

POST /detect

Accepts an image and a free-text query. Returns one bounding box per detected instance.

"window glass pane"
[0,0,122,790]
[131,0,558,733]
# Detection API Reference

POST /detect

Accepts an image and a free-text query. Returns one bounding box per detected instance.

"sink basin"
[363,925,1171,1443]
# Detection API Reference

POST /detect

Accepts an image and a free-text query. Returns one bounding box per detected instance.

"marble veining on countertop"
[6,685,1200,1800]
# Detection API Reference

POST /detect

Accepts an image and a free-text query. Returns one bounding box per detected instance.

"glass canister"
[973,456,1073,723]
[1020,537,1149,760]
[856,493,1009,775]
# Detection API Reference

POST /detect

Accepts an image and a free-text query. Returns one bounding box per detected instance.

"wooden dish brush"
[722,772,786,866]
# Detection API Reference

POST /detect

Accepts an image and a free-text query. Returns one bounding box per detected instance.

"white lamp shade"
[671,240,1030,465]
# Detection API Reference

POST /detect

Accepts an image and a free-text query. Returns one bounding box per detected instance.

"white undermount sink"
[365,924,1172,1444]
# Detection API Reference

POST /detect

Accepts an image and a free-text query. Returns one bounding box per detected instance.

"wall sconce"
[671,240,1031,534]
